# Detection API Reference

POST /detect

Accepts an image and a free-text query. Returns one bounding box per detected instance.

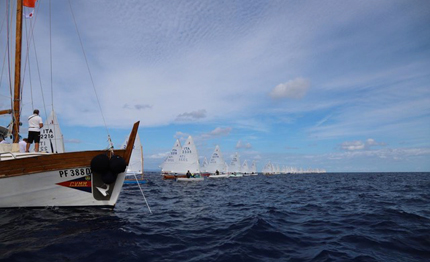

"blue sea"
[1,172,429,262]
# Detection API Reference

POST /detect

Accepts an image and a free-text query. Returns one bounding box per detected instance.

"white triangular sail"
[161,139,182,173]
[201,157,208,172]
[242,160,249,174]
[122,133,143,175]
[262,161,273,174]
[39,110,65,153]
[177,136,200,174]
[224,162,229,173]
[251,160,257,173]
[206,145,226,173]
[229,152,241,173]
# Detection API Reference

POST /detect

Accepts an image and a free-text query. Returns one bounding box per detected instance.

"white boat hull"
[176,177,204,182]
[0,166,126,208]
[208,174,229,178]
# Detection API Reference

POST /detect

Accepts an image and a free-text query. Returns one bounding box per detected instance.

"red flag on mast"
[23,0,36,8]
[23,0,37,18]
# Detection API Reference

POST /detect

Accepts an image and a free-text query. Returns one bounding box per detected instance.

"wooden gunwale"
[0,150,126,178]
[163,174,187,180]
[0,121,140,178]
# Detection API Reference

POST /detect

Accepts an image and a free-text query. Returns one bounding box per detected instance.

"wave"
[2,172,430,262]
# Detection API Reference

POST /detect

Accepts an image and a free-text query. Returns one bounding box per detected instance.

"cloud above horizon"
[123,104,152,110]
[269,78,310,100]
[176,109,207,122]
[236,140,252,149]
[200,127,232,140]
[340,139,387,151]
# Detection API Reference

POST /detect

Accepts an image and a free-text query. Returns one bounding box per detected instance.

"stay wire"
[47,0,57,152]
[133,173,153,214]
[67,0,113,150]
[30,1,47,118]
[0,1,9,94]
[6,0,14,114]
[49,0,53,112]
[23,14,34,111]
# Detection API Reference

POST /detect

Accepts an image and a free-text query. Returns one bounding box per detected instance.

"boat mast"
[140,144,144,175]
[12,0,23,143]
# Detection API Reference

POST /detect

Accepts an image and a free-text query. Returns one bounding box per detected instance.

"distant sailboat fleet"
[262,161,326,175]
[160,136,325,181]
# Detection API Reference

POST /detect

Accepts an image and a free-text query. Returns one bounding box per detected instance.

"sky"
[1,0,429,172]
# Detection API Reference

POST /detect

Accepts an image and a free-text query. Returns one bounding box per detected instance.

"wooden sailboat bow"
[123,121,140,164]
[0,1,143,209]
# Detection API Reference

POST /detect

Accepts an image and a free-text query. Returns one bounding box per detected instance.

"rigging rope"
[47,0,57,152]
[6,0,14,116]
[3,0,15,135]
[49,0,53,111]
[0,0,10,95]
[23,15,34,111]
[133,173,153,214]
[67,0,114,150]
[28,2,47,118]
[22,0,54,151]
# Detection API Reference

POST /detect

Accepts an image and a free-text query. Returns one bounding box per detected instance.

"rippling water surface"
[1,172,429,262]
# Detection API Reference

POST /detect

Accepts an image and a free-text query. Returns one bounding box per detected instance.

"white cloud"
[269,77,310,99]
[340,138,386,151]
[329,147,430,160]
[340,140,365,151]
[315,114,333,128]
[366,138,386,147]
[123,104,152,110]
[176,109,207,122]
[174,131,189,141]
[235,140,252,149]
[148,152,169,159]
[200,127,232,139]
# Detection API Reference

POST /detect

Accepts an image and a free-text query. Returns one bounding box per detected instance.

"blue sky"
[1,0,429,172]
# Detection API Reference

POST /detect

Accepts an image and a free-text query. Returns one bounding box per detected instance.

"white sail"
[224,162,229,173]
[275,164,280,174]
[39,110,65,153]
[242,160,249,174]
[262,161,273,174]
[201,157,208,172]
[229,152,241,173]
[161,139,182,173]
[122,133,143,175]
[251,160,257,173]
[177,136,200,174]
[206,145,226,173]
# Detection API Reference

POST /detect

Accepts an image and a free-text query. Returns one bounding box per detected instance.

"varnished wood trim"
[123,121,140,162]
[0,149,126,178]
[0,122,140,178]
[0,109,12,115]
